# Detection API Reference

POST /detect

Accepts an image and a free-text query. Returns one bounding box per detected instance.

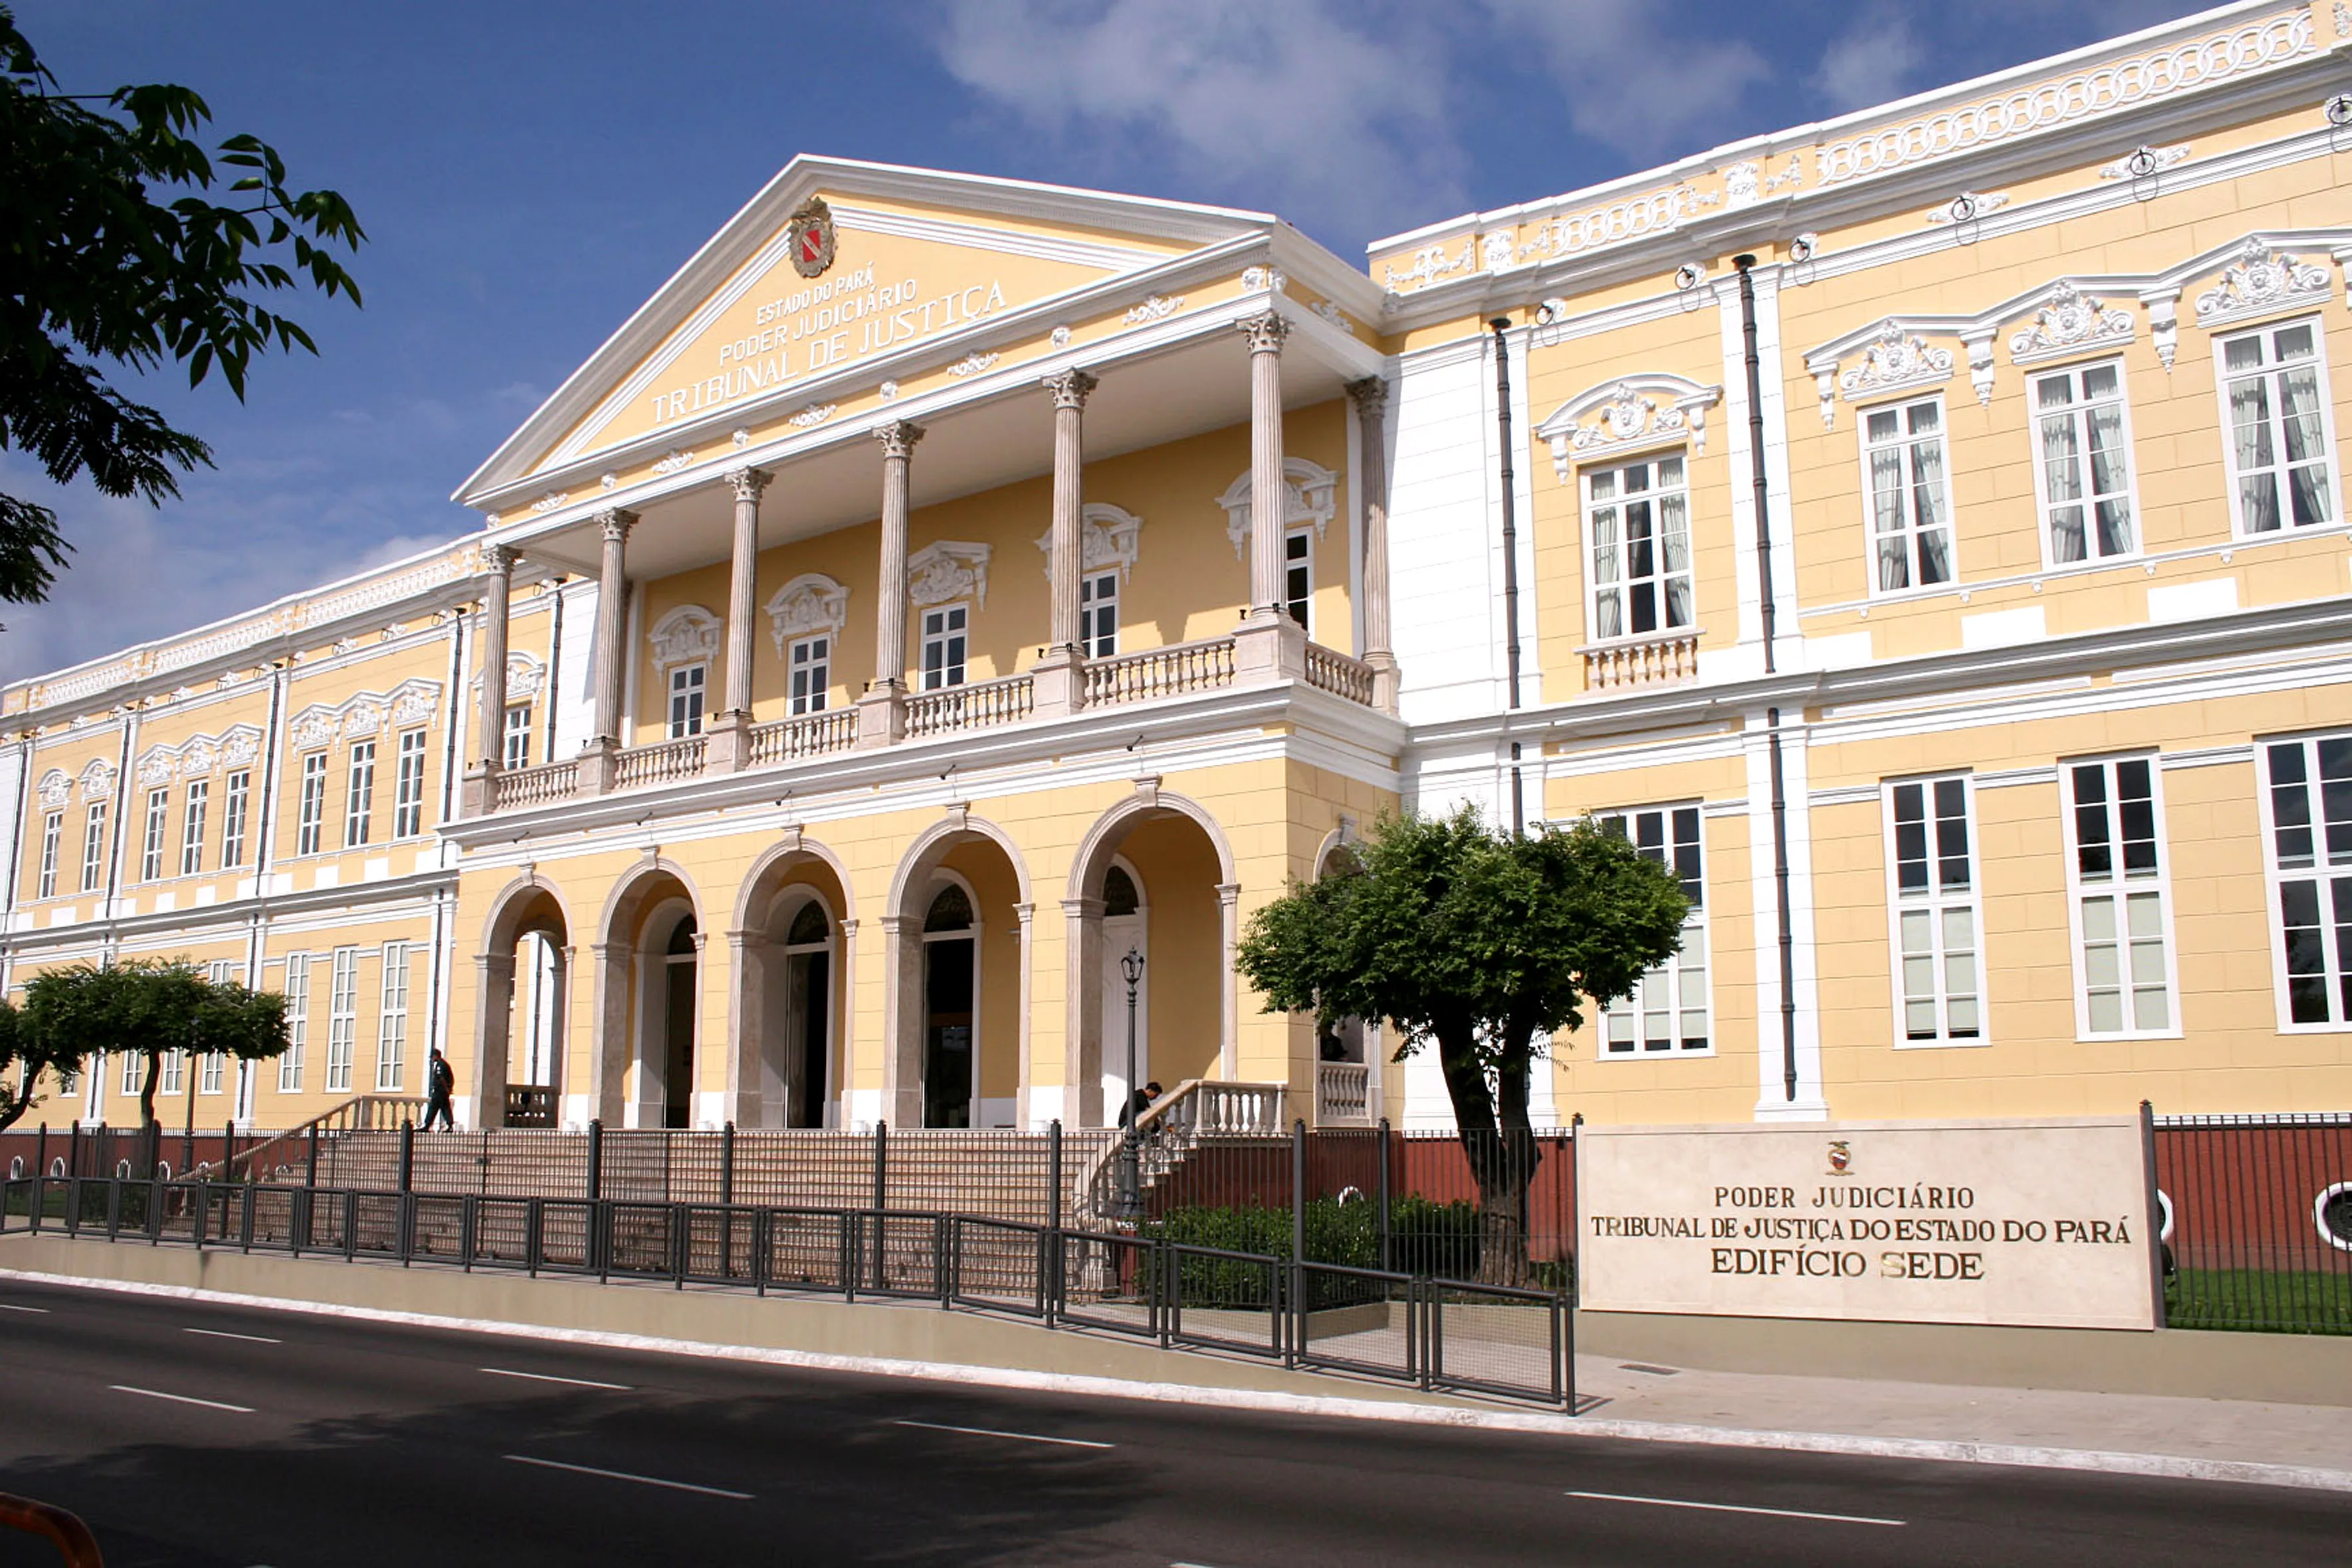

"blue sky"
[1,0,2208,680]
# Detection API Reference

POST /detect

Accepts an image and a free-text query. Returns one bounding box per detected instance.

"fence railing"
[0,1174,1572,1407]
[2153,1111,2352,1334]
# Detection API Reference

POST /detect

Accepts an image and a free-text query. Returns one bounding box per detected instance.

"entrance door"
[786,949,830,1128]
[1099,864,1149,1122]
[662,916,697,1129]
[921,884,976,1128]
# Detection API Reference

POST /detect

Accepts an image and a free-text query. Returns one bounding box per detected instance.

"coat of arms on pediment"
[788,196,837,279]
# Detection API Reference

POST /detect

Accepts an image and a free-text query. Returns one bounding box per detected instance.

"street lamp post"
[1119,947,1144,1221]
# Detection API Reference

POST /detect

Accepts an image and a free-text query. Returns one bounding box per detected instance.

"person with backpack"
[422,1048,457,1131]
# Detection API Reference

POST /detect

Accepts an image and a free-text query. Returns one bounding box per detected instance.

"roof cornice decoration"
[1534,375,1724,481]
[1217,458,1339,558]
[289,680,443,751]
[1034,504,1143,583]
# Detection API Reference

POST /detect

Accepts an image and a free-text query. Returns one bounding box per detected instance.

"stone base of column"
[856,685,905,749]
[1232,615,1308,686]
[576,738,619,797]
[1029,647,1087,720]
[705,712,751,772]
[460,763,497,817]
[1366,651,1401,714]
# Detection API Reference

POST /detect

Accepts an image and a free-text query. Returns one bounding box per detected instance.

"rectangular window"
[1080,571,1120,658]
[140,787,167,882]
[393,729,428,838]
[2260,734,2352,1026]
[38,811,60,899]
[80,802,107,893]
[2066,756,2175,1036]
[2033,361,2137,564]
[1886,777,1982,1044]
[921,605,968,690]
[296,753,327,856]
[221,771,250,869]
[1585,453,1693,641]
[666,664,706,738]
[180,780,208,877]
[2221,319,2337,535]
[326,947,359,1093]
[121,1050,142,1096]
[503,703,532,771]
[279,953,309,1093]
[200,1049,223,1096]
[345,739,375,848]
[1282,531,1312,632]
[376,942,410,1091]
[1863,398,1955,593]
[788,635,830,715]
[158,1048,183,1097]
[1598,806,1709,1054]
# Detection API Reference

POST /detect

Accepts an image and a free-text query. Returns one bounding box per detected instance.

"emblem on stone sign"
[1826,1139,1852,1175]
[788,196,836,278]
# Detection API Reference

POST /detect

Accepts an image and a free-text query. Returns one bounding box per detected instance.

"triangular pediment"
[458,157,1273,505]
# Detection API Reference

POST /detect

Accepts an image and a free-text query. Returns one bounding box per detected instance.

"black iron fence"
[2154,1111,2352,1335]
[0,1172,1573,1407]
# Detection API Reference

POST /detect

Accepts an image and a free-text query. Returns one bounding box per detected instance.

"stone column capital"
[1345,375,1389,420]
[874,420,926,461]
[596,508,638,544]
[483,542,521,576]
[724,466,771,505]
[1043,367,1099,410]
[1237,310,1290,356]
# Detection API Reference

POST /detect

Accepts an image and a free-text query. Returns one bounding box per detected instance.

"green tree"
[0,5,364,604]
[0,991,83,1131]
[21,959,289,1152]
[1236,808,1689,1285]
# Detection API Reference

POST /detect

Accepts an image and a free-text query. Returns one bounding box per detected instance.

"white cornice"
[1,866,457,957]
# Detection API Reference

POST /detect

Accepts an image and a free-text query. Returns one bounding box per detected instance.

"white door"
[1100,915,1149,1121]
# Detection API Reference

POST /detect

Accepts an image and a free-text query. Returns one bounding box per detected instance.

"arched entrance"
[885,817,1032,1130]
[475,877,572,1130]
[731,839,854,1129]
[1065,790,1237,1129]
[591,862,705,1129]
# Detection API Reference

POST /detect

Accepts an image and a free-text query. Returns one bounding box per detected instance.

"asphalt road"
[0,1277,2345,1567]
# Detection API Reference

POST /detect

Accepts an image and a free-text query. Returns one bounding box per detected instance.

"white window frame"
[1080,570,1120,658]
[787,633,830,715]
[2216,316,2341,538]
[121,1050,142,1096]
[1859,394,1958,597]
[295,753,327,857]
[199,1048,224,1096]
[1281,528,1313,635]
[1582,451,1695,643]
[140,787,167,883]
[39,810,60,899]
[180,779,208,878]
[345,738,375,848]
[158,1048,183,1097]
[2029,358,2141,569]
[80,801,106,893]
[279,953,309,1093]
[503,702,533,770]
[1596,803,1712,1058]
[666,663,707,739]
[392,728,428,838]
[2060,753,2182,1040]
[376,942,410,1091]
[1882,775,1986,1048]
[326,947,359,1093]
[2254,730,2352,1032]
[221,770,249,868]
[920,603,969,690]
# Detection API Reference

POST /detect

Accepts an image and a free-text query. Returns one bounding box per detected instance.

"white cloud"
[1810,11,1926,115]
[1477,0,1770,161]
[931,0,1465,242]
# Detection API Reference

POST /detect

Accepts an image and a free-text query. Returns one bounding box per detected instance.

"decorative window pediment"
[290,681,442,750]
[1034,504,1143,582]
[467,652,546,703]
[647,605,722,672]
[1535,375,1723,483]
[907,541,992,609]
[2007,281,2136,366]
[1217,458,1338,559]
[37,769,69,811]
[133,723,268,787]
[2194,239,2332,329]
[78,758,116,801]
[765,572,850,655]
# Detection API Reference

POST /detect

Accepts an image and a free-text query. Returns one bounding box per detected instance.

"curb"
[9,1265,2350,1494]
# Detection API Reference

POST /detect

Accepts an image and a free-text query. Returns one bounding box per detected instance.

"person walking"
[422,1048,456,1131]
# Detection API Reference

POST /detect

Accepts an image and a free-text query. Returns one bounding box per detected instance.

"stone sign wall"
[1577,1118,2157,1331]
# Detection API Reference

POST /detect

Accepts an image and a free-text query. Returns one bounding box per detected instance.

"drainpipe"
[1734,254,1800,1105]
[1490,317,1525,834]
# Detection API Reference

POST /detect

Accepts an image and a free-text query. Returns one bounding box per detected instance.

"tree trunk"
[136,1050,163,1178]
[1432,1024,1540,1287]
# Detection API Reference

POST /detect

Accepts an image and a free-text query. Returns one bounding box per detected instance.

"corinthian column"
[1032,367,1097,720]
[858,421,923,748]
[710,467,769,771]
[579,508,635,795]
[463,543,518,815]
[1232,310,1304,685]
[1347,376,1399,712]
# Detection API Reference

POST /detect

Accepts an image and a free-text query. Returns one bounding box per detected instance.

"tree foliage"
[0,5,364,603]
[0,992,82,1131]
[1236,807,1689,1282]
[19,959,289,1135]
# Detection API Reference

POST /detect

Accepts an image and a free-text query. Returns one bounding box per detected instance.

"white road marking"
[0,1303,49,1313]
[111,1384,254,1414]
[1567,1490,1905,1527]
[481,1366,632,1391]
[186,1327,281,1344]
[892,1418,1112,1449]
[503,1454,751,1499]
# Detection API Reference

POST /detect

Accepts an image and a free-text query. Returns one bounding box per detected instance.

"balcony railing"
[1314,1062,1372,1126]
[906,672,1034,738]
[491,757,580,809]
[749,708,856,765]
[1581,629,1702,692]
[613,734,707,789]
[1303,643,1377,705]
[1084,636,1237,706]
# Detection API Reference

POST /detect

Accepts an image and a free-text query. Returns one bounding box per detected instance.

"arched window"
[924,884,973,932]
[787,900,830,947]
[1101,865,1140,917]
[667,915,699,956]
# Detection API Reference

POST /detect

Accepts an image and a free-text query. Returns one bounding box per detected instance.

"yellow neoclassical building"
[7,0,2352,1135]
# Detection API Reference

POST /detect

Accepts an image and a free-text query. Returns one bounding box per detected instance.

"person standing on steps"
[422,1048,457,1131]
